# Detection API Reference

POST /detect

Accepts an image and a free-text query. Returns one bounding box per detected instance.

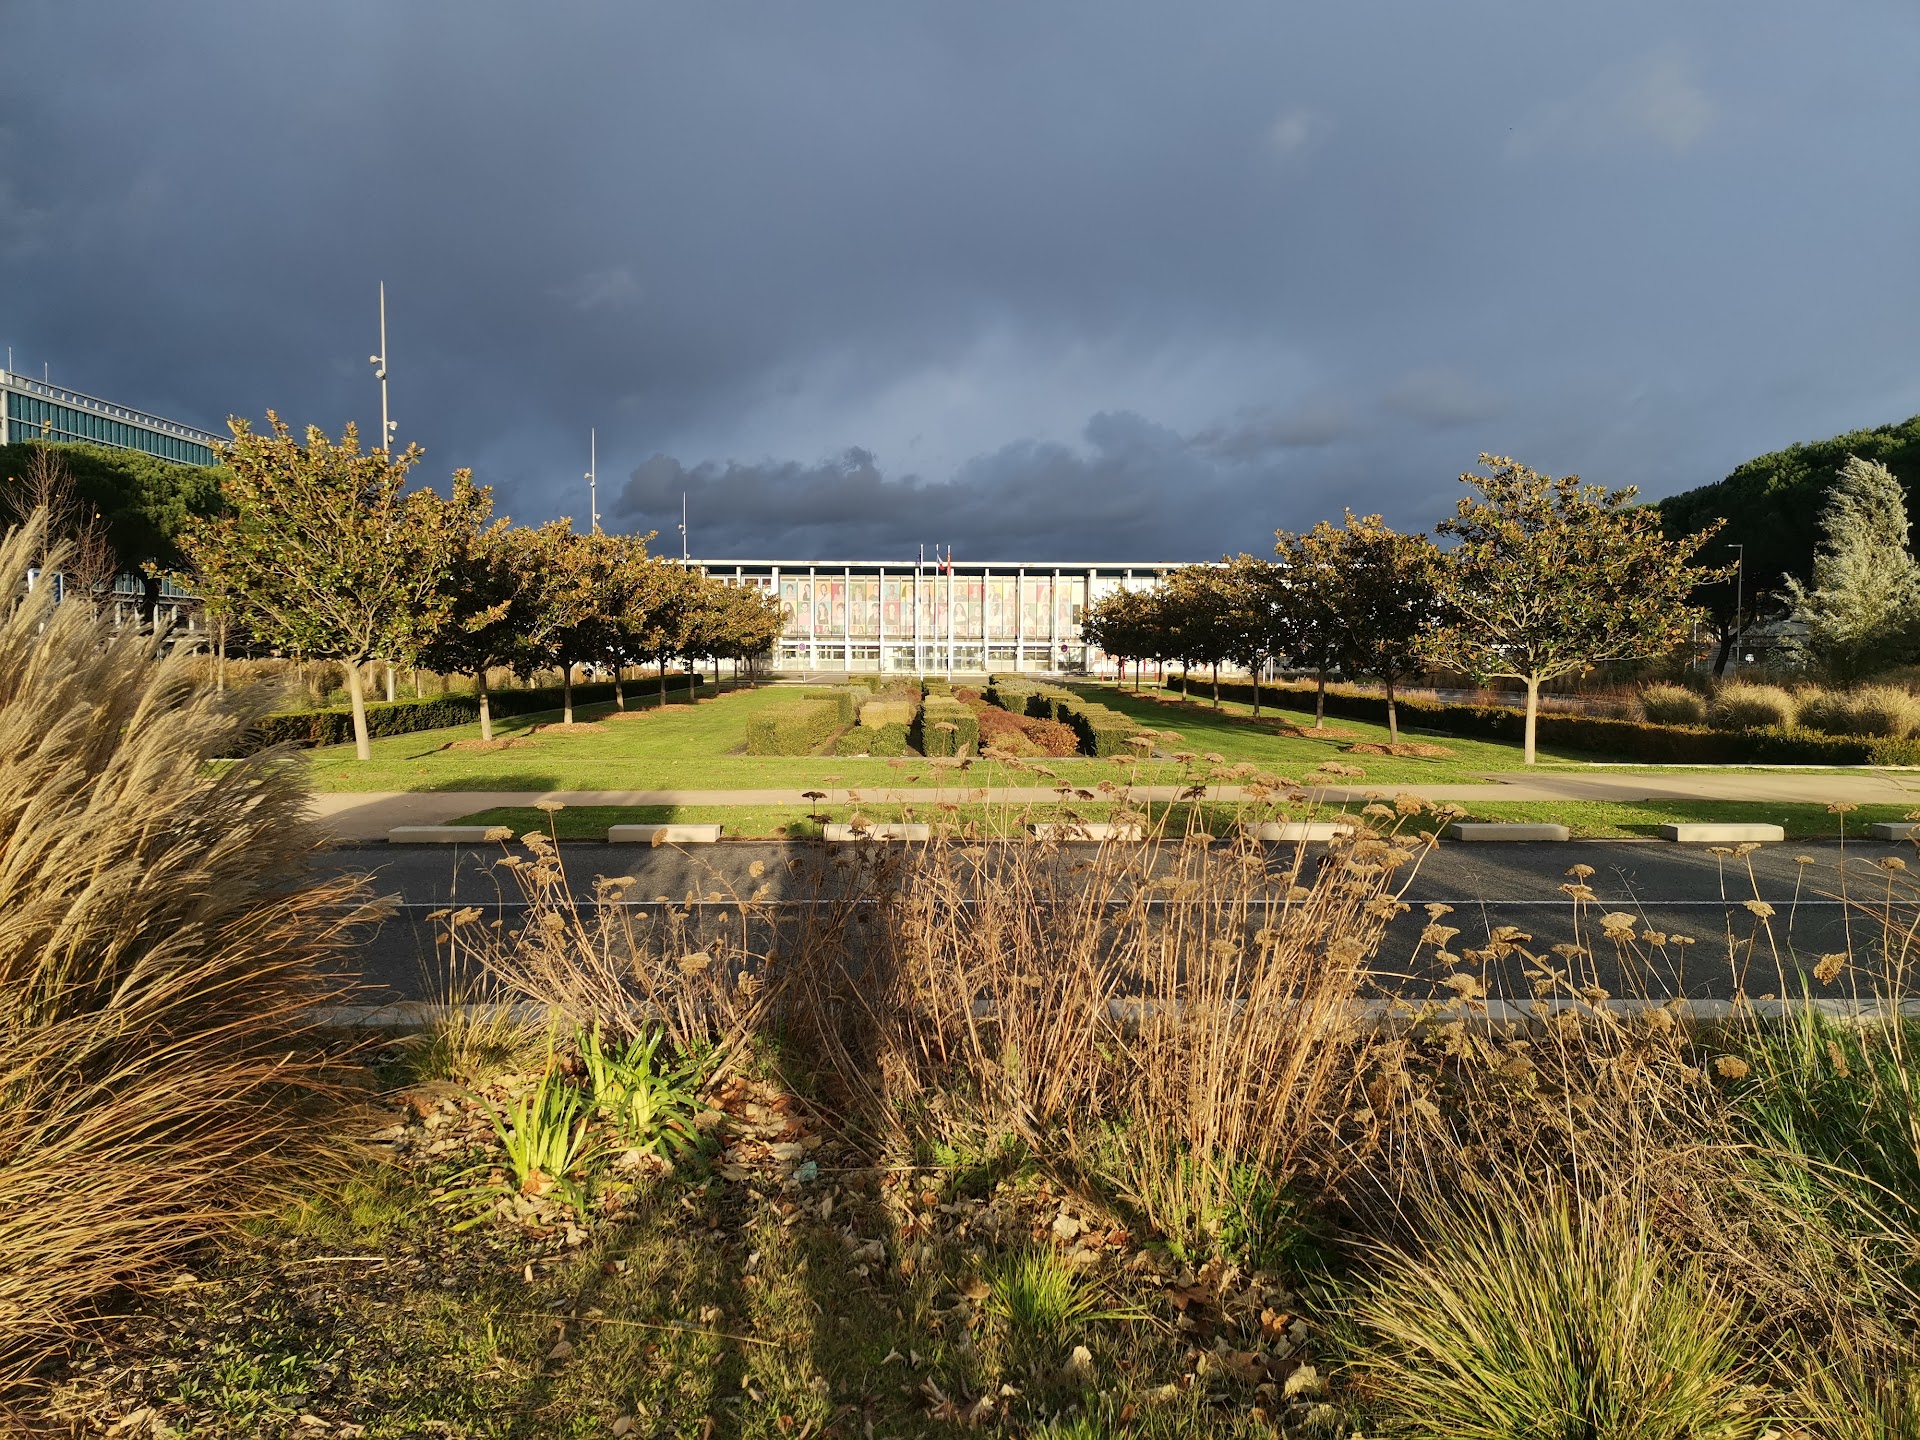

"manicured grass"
[1454,800,1917,840]
[305,679,1652,795]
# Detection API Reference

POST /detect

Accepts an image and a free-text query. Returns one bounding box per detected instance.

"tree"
[713,580,786,683]
[507,523,618,725]
[1655,414,1920,667]
[1159,565,1237,705]
[177,415,474,760]
[1213,554,1290,715]
[1427,454,1722,765]
[1780,455,1920,683]
[1323,514,1444,744]
[1274,523,1346,729]
[414,510,521,741]
[1082,586,1164,692]
[1,440,224,625]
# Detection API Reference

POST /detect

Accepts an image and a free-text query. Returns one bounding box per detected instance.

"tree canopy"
[1430,455,1722,763]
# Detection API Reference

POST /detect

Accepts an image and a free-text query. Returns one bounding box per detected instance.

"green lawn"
[1452,799,1918,840]
[305,680,1624,794]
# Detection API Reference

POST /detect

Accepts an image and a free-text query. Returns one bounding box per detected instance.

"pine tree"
[1782,455,1920,683]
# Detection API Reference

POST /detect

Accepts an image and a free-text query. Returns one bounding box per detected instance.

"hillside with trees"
[1654,415,1920,669]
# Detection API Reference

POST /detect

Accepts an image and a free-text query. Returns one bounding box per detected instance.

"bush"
[1797,684,1920,739]
[834,721,910,756]
[1640,682,1708,726]
[1707,682,1800,732]
[245,673,704,751]
[1191,678,1920,765]
[914,696,979,757]
[799,685,870,725]
[1350,1188,1755,1439]
[0,514,363,1377]
[859,699,917,730]
[1069,702,1146,757]
[920,676,951,697]
[746,697,843,755]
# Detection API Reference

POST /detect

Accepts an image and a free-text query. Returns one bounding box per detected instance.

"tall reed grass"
[0,513,372,1382]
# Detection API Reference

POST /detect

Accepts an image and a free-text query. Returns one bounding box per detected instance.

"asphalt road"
[314,838,1909,1006]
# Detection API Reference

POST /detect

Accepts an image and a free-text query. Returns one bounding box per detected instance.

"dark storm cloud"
[4,1,1919,559]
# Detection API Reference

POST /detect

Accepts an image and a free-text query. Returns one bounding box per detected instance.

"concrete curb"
[387,826,500,844]
[607,823,723,844]
[1659,823,1786,843]
[1248,821,1356,842]
[1869,822,1920,841]
[1446,822,1571,842]
[822,823,933,842]
[1029,822,1145,841]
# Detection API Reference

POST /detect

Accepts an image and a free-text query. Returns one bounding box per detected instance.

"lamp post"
[1727,543,1745,672]
[585,428,600,533]
[367,282,396,453]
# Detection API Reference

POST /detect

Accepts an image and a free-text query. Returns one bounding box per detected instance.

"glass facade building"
[2,370,220,466]
[698,558,1181,674]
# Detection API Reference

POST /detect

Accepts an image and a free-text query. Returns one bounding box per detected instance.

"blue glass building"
[1,368,220,466]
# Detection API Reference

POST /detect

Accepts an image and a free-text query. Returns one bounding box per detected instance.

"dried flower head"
[1813,952,1846,985]
[1713,1055,1750,1081]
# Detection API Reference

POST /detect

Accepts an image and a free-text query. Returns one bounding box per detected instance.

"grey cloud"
[0,1,1909,560]
[1381,368,1506,428]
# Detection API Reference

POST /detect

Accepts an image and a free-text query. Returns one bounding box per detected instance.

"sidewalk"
[306,769,1920,842]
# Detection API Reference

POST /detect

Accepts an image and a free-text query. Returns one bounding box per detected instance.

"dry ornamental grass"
[0,512,376,1390]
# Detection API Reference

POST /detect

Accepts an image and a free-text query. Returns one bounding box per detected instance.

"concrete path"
[307,769,1920,841]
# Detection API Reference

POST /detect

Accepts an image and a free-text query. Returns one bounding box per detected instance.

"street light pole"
[367,282,395,453]
[1728,542,1745,672]
[585,429,599,533]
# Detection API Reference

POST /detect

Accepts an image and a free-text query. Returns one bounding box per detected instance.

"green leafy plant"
[983,1248,1138,1337]
[480,1068,602,1214]
[578,1023,706,1160]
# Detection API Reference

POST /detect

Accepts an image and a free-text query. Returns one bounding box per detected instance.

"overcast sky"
[5,2,1917,560]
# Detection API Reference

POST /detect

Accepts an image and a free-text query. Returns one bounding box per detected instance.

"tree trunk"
[215,617,227,693]
[714,654,721,691]
[475,670,494,742]
[1251,661,1261,717]
[659,658,669,705]
[563,663,575,725]
[614,667,626,710]
[1211,663,1220,707]
[384,663,396,703]
[1386,675,1399,745]
[1181,665,1189,699]
[1314,667,1327,729]
[345,660,372,761]
[1523,677,1540,765]
[413,667,423,698]
[1711,629,1734,677]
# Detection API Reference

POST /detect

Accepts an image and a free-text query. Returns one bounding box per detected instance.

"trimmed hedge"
[860,699,918,729]
[247,675,703,751]
[920,676,952,698]
[1174,680,1920,766]
[747,697,844,755]
[1071,702,1148,757]
[834,721,911,756]
[799,685,871,725]
[914,697,979,757]
[982,676,1147,757]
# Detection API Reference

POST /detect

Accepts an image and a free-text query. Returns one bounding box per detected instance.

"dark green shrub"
[1187,679,1920,765]
[243,674,703,752]
[835,721,910,756]
[746,698,843,755]
[914,697,978,757]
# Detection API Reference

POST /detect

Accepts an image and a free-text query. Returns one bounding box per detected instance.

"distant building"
[1,369,221,466]
[697,557,1182,674]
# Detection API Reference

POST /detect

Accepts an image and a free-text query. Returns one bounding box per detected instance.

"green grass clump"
[1348,1188,1759,1440]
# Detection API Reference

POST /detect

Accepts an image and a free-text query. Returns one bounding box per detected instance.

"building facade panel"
[701,558,1184,674]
